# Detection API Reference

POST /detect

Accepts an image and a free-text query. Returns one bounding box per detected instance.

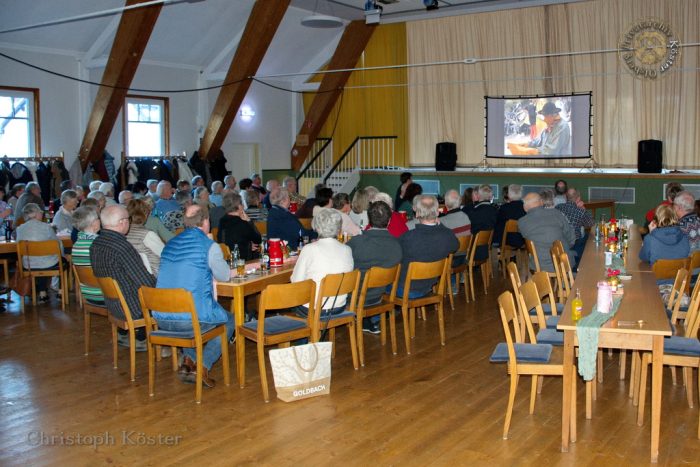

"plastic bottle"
[232,244,240,263]
[572,288,583,322]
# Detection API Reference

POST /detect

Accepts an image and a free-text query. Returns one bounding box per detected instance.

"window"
[124,95,169,157]
[0,86,40,158]
[413,179,440,195]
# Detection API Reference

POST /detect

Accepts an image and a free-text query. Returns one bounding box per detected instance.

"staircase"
[297,136,397,196]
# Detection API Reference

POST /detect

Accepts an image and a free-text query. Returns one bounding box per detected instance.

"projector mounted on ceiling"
[300,14,344,28]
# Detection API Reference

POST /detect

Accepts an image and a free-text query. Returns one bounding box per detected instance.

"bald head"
[100,205,129,234]
[523,192,543,212]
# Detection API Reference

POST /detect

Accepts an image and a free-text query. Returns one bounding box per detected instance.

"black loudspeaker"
[638,140,662,173]
[435,142,457,171]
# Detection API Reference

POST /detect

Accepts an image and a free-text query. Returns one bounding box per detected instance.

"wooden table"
[0,236,73,255]
[558,236,671,463]
[584,199,616,220]
[216,259,297,386]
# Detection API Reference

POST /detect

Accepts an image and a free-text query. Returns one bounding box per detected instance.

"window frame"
[123,94,169,158]
[0,85,41,157]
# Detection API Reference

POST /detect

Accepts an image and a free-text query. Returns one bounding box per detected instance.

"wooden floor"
[1,270,699,466]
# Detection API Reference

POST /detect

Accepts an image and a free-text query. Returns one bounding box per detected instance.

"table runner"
[576,296,623,380]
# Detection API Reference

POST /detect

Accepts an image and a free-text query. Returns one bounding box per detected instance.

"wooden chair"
[637,287,700,429]
[73,265,109,356]
[139,286,229,404]
[16,240,68,310]
[355,265,400,366]
[689,250,700,290]
[550,240,566,303]
[524,238,540,275]
[299,217,313,231]
[313,270,361,370]
[236,279,316,402]
[466,230,493,301]
[558,252,576,303]
[210,227,218,241]
[219,243,232,262]
[391,258,449,355]
[667,268,691,324]
[446,235,473,310]
[0,258,9,298]
[498,220,523,277]
[254,220,267,236]
[653,258,691,282]
[489,291,576,439]
[506,261,522,293]
[96,276,146,382]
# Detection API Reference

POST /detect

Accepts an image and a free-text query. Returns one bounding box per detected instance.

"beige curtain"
[407,0,700,169]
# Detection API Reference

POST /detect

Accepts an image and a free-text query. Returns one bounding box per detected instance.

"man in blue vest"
[154,204,234,388]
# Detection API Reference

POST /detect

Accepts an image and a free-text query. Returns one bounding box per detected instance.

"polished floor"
[0,271,698,466]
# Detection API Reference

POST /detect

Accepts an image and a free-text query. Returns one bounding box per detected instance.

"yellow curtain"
[303,23,408,166]
[407,0,700,168]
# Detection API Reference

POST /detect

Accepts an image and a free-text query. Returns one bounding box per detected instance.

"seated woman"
[126,199,165,276]
[639,204,690,266]
[52,189,79,233]
[291,208,354,319]
[349,188,371,228]
[332,193,361,236]
[71,205,104,305]
[15,203,65,303]
[397,183,423,219]
[243,189,267,221]
[217,192,261,261]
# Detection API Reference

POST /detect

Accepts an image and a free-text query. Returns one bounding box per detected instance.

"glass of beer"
[236,260,246,277]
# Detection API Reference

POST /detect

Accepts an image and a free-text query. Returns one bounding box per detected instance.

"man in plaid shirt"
[556,188,595,267]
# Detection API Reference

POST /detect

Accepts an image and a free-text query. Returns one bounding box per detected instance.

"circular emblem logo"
[619,18,680,80]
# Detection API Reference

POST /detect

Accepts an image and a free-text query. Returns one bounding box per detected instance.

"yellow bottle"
[572,289,583,322]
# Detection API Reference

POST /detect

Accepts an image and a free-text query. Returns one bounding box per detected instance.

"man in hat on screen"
[527,101,571,156]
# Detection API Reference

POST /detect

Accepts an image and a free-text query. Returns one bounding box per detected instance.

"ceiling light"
[301,13,343,28]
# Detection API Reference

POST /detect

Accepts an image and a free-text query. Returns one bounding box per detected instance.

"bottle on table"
[260,239,269,271]
[232,244,240,263]
[572,288,583,322]
[297,229,304,252]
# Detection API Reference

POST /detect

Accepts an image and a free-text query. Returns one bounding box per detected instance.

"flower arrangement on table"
[606,268,622,292]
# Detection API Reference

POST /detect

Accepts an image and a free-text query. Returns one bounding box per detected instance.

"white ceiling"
[0,0,585,85]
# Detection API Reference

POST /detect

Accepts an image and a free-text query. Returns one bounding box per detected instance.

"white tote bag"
[269,342,332,402]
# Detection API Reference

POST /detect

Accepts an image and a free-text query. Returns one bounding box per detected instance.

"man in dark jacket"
[399,195,458,298]
[267,189,316,249]
[464,184,498,260]
[347,200,402,334]
[494,184,526,248]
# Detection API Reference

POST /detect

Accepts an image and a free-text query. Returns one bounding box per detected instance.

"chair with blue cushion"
[355,265,400,366]
[466,230,493,301]
[489,290,576,439]
[73,264,109,356]
[653,257,690,286]
[139,286,229,404]
[446,235,473,310]
[237,279,316,402]
[313,270,361,370]
[498,220,524,278]
[392,258,449,355]
[637,287,700,430]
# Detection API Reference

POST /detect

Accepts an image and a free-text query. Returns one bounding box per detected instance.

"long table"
[557,235,671,463]
[216,259,296,386]
[0,236,73,255]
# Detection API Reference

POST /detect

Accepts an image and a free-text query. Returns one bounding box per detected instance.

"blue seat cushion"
[546,315,560,328]
[320,311,356,321]
[242,316,307,335]
[151,323,217,339]
[664,336,700,356]
[490,342,552,363]
[542,302,565,315]
[536,328,564,346]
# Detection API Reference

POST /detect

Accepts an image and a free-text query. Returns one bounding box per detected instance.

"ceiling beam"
[203,29,243,78]
[197,0,290,160]
[82,16,120,64]
[78,0,162,171]
[290,20,376,171]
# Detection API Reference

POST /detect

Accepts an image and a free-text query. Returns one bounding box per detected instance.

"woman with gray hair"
[87,190,106,211]
[370,192,409,238]
[71,206,103,305]
[52,189,79,233]
[210,180,224,207]
[15,181,45,220]
[16,203,65,303]
[290,208,354,319]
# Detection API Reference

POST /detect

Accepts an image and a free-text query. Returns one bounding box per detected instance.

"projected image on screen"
[485,93,590,159]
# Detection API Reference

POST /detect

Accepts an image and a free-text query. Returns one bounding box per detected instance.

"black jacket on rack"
[36,162,51,205]
[209,150,228,183]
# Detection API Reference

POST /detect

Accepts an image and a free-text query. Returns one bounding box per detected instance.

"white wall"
[0,47,81,163]
[1,46,296,177]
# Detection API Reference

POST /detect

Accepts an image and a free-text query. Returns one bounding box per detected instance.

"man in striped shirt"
[71,206,103,305]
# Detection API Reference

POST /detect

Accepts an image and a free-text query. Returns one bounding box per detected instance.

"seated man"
[154,205,235,388]
[283,176,306,205]
[518,192,575,273]
[673,190,700,252]
[398,195,458,298]
[91,205,156,349]
[438,189,471,267]
[154,181,179,216]
[262,179,280,209]
[494,184,525,249]
[347,200,403,334]
[267,188,315,250]
[555,188,595,266]
[465,184,498,260]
